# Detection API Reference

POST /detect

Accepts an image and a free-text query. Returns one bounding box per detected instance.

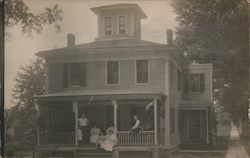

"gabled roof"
[36,39,171,57]
[91,3,147,19]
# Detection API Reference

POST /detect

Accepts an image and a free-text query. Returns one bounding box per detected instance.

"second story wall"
[182,64,213,103]
[47,59,165,93]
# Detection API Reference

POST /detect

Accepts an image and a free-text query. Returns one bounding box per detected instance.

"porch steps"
[74,146,112,158]
[180,144,213,150]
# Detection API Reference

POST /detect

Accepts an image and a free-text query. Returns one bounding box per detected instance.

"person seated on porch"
[99,129,117,152]
[106,123,117,136]
[78,113,90,144]
[77,127,83,142]
[130,115,141,133]
[90,124,101,144]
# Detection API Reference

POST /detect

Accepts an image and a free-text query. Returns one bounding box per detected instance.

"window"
[189,73,205,93]
[136,60,149,84]
[170,108,175,135]
[119,16,126,34]
[107,61,119,84]
[63,63,86,87]
[104,17,112,35]
[177,70,182,90]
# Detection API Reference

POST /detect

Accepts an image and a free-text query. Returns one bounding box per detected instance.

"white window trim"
[105,60,120,86]
[188,73,203,94]
[117,14,128,35]
[135,59,150,85]
[103,16,113,36]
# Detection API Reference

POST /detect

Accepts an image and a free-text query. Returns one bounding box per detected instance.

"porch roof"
[34,89,165,101]
[179,100,212,110]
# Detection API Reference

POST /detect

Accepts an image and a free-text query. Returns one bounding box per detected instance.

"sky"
[5,0,178,108]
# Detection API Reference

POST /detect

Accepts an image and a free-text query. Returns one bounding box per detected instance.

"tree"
[7,58,45,155]
[171,0,248,127]
[5,0,63,35]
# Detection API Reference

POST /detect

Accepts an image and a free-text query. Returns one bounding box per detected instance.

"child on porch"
[90,123,101,145]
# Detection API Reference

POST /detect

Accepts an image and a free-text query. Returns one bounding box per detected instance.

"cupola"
[91,4,147,41]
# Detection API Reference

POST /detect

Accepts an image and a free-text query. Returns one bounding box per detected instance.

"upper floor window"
[104,17,112,35]
[189,73,205,93]
[119,16,126,34]
[63,63,86,87]
[107,61,119,85]
[136,60,149,84]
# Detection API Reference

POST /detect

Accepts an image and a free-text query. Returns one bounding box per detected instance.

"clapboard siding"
[48,59,165,93]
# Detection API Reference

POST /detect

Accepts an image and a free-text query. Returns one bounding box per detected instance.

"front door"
[180,110,207,145]
[188,111,202,141]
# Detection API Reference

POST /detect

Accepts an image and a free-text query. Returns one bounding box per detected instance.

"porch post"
[73,100,78,145]
[154,98,158,145]
[113,102,118,131]
[34,99,40,146]
[206,108,209,143]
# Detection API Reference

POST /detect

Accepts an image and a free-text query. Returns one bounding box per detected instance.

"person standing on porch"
[78,113,90,144]
[130,115,141,133]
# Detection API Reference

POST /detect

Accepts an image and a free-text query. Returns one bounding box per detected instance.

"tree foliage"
[9,58,45,152]
[172,0,248,122]
[5,0,63,35]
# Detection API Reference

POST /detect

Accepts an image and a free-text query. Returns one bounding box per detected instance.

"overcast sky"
[5,0,178,108]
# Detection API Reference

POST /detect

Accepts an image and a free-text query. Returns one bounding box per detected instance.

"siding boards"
[48,59,165,93]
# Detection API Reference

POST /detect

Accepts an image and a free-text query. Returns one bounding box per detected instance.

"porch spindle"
[154,98,158,145]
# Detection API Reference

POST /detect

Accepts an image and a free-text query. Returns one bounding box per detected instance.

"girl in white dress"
[100,129,117,152]
[90,124,101,144]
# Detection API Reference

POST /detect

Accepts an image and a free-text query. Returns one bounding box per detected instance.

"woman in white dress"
[100,129,117,152]
[90,124,101,144]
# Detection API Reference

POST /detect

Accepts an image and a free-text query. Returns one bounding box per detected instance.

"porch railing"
[40,132,75,145]
[117,131,155,145]
[39,131,155,145]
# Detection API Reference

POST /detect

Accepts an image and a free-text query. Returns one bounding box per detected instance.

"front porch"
[35,92,164,147]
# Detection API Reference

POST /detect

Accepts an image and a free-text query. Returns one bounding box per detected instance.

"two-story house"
[34,3,213,158]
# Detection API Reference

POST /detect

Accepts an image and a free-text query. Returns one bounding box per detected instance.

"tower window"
[119,16,126,34]
[104,17,112,35]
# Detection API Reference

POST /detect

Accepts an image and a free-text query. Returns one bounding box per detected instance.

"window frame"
[189,73,205,93]
[104,16,113,36]
[106,60,120,85]
[135,59,150,84]
[64,63,86,87]
[118,15,127,35]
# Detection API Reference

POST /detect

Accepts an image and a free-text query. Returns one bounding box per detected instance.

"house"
[34,3,214,158]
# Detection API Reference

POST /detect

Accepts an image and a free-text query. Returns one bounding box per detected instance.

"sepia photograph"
[4,0,249,157]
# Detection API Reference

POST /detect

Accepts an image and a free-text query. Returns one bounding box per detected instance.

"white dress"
[100,134,117,151]
[90,127,101,144]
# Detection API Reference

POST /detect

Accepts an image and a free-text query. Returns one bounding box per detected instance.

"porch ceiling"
[34,89,165,101]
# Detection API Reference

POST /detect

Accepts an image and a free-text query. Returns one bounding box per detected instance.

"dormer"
[91,4,147,41]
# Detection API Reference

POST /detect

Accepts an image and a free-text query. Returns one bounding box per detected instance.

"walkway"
[225,125,249,158]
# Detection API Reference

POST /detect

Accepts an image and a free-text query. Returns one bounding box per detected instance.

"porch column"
[154,98,158,145]
[73,100,78,145]
[206,108,209,144]
[34,99,40,146]
[113,102,118,131]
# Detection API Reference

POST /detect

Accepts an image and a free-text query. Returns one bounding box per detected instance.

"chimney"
[67,33,75,47]
[167,29,173,45]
